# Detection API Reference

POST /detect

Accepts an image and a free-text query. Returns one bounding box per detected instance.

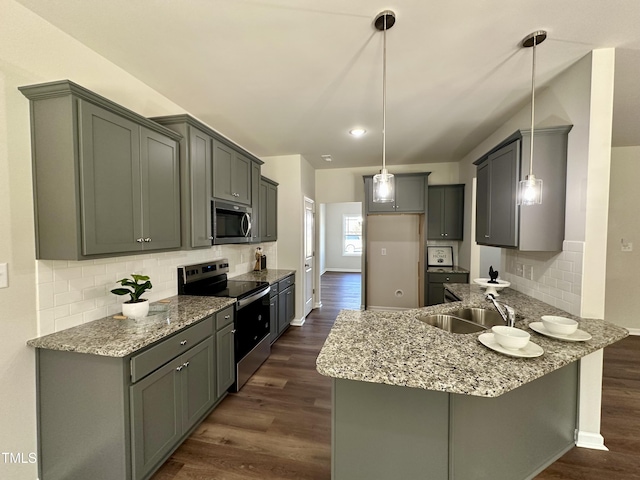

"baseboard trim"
[576,431,609,451]
[290,317,305,327]
[314,302,323,309]
[625,327,640,336]
[324,268,362,273]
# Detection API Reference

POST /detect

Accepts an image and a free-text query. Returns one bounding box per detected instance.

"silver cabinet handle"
[144,238,152,242]
[136,238,144,243]
[231,329,236,334]
[176,365,184,372]
[209,236,214,240]
[183,361,189,368]
[224,315,231,320]
[446,277,450,281]
[485,235,490,238]
[180,340,187,346]
[444,233,448,237]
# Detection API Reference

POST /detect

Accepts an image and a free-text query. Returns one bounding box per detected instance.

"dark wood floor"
[152,272,640,480]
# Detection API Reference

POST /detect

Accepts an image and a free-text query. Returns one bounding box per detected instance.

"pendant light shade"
[517,30,546,206]
[372,10,396,203]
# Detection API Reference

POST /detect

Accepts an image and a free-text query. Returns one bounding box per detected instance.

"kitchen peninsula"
[316,284,628,480]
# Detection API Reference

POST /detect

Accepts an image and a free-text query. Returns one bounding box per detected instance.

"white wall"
[605,146,640,332]
[261,154,316,322]
[324,202,362,272]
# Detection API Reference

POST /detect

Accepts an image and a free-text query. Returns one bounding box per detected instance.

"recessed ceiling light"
[349,128,366,137]
[321,154,332,162]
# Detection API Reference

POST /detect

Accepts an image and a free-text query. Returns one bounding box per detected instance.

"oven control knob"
[253,336,258,341]
[258,314,262,320]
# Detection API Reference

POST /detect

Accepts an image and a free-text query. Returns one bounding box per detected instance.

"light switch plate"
[0,263,8,288]
[381,248,387,256]
[622,242,633,252]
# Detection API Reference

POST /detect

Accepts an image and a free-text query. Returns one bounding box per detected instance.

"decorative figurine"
[488,266,499,284]
[254,247,263,271]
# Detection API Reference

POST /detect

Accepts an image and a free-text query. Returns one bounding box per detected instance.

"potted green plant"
[111,274,152,318]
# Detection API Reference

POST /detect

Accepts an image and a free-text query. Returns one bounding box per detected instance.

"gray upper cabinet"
[213,140,252,205]
[19,80,182,260]
[250,161,261,241]
[364,173,429,214]
[152,115,214,248]
[259,176,278,242]
[427,184,465,241]
[475,126,572,251]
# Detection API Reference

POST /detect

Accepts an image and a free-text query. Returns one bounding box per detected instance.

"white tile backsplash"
[503,240,584,316]
[36,243,278,333]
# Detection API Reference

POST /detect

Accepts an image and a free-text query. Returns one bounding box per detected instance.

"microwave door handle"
[245,213,252,237]
[241,213,250,237]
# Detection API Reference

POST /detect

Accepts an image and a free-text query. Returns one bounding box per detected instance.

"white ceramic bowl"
[541,315,578,335]
[492,326,530,350]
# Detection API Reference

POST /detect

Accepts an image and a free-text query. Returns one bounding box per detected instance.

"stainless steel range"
[177,259,271,391]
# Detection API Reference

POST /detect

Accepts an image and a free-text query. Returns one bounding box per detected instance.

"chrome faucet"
[486,294,516,327]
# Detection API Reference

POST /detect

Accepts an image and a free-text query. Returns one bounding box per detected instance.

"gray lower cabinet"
[475,126,572,251]
[427,184,465,240]
[131,337,215,480]
[151,115,214,248]
[364,174,429,214]
[278,283,295,334]
[213,140,252,205]
[426,271,469,306]
[259,176,278,242]
[215,305,236,397]
[267,286,279,345]
[35,311,233,480]
[19,80,182,260]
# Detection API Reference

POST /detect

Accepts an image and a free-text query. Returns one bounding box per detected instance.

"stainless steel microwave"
[212,200,252,244]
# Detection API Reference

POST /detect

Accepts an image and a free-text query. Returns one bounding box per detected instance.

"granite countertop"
[232,269,295,285]
[316,284,628,398]
[27,296,236,357]
[426,265,469,274]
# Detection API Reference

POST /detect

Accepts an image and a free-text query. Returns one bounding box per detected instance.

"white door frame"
[303,196,315,319]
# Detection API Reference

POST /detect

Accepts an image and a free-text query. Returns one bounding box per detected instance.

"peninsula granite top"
[27,295,236,357]
[316,284,628,397]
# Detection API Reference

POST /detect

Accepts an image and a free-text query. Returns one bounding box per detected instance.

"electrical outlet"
[622,242,633,252]
[523,264,534,280]
[381,248,387,256]
[516,263,524,277]
[0,263,8,288]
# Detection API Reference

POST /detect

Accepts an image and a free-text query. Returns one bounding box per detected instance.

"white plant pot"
[122,300,149,319]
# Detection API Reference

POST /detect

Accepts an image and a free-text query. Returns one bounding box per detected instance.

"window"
[343,215,363,256]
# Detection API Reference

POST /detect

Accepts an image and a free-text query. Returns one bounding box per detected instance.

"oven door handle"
[237,286,271,310]
[241,213,252,238]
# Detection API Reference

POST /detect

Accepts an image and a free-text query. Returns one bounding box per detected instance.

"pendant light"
[517,30,547,206]
[372,10,396,203]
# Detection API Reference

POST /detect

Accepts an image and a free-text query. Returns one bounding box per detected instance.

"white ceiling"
[16,0,640,169]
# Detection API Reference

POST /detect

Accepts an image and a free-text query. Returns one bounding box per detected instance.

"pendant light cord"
[529,33,536,177]
[382,14,387,172]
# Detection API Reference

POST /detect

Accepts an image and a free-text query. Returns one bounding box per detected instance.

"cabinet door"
[130,357,182,480]
[394,176,425,213]
[266,182,278,240]
[189,127,213,247]
[259,180,268,240]
[79,100,142,255]
[475,162,491,244]
[285,284,295,323]
[427,282,445,306]
[251,161,261,240]
[233,153,252,205]
[488,142,519,248]
[216,323,235,398]
[442,185,464,241]
[277,288,290,334]
[141,127,181,250]
[268,293,278,344]
[427,187,445,239]
[213,140,234,201]
[182,337,216,432]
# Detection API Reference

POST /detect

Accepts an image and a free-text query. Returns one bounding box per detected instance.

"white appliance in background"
[366,215,420,310]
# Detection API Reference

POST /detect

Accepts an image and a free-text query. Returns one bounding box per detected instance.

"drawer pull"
[176,365,184,372]
[231,329,236,334]
[446,277,450,281]
[224,315,230,320]
[183,361,189,368]
[180,340,187,346]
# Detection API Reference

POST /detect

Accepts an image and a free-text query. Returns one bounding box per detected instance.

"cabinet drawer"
[131,318,213,383]
[215,305,235,330]
[270,281,279,296]
[278,275,294,290]
[428,273,468,284]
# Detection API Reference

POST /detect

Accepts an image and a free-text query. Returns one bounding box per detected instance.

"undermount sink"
[416,314,487,334]
[450,308,504,328]
[416,308,506,334]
